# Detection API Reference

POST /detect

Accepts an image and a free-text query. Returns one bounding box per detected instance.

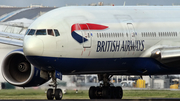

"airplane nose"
[23,36,43,56]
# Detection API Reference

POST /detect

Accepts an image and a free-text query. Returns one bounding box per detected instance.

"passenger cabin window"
[36,29,46,35]
[48,29,54,36]
[28,29,36,35]
[54,29,60,36]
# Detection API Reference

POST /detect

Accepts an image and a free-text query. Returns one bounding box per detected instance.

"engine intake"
[2,49,49,87]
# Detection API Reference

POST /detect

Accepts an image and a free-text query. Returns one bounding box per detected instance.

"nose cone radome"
[23,36,43,56]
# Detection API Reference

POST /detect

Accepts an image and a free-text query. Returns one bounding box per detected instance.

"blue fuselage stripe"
[25,56,180,75]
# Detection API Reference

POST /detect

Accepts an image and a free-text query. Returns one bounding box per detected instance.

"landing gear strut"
[47,71,63,100]
[89,74,123,99]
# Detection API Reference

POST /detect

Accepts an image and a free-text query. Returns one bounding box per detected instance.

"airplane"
[1,6,180,100]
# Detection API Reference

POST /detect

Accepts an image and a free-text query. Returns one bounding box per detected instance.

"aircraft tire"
[47,88,54,100]
[116,86,123,99]
[95,86,101,99]
[89,86,96,99]
[102,87,111,99]
[110,86,116,99]
[55,89,63,100]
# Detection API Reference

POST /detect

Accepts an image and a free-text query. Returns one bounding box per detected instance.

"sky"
[0,0,180,7]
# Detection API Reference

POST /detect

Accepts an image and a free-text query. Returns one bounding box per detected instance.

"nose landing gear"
[46,71,63,100]
[89,74,123,99]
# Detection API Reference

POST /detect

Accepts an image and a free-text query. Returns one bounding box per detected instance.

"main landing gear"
[47,71,63,100]
[89,74,123,99]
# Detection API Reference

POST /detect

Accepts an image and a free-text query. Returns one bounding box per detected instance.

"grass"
[63,90,89,99]
[1,89,180,99]
[0,89,46,99]
[123,90,180,99]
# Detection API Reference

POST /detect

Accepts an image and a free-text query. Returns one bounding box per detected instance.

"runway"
[0,99,180,101]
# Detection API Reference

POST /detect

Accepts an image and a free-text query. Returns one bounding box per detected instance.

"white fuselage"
[23,6,180,75]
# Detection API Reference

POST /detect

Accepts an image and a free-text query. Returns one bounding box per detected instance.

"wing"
[0,31,23,47]
[0,18,34,47]
[141,46,180,68]
[151,47,180,68]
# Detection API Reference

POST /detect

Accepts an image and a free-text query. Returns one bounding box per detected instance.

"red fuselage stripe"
[71,23,108,33]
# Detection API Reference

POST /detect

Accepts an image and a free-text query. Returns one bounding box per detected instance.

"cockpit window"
[36,29,46,35]
[54,29,60,36]
[47,29,54,36]
[28,29,36,35]
[25,29,30,35]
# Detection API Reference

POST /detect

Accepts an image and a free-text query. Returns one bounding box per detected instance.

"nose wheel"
[47,88,63,100]
[55,89,63,100]
[47,71,63,100]
[47,89,54,100]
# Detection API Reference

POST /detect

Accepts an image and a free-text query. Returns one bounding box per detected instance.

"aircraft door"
[127,23,136,51]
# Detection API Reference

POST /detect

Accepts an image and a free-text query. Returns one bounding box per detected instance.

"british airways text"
[96,40,145,52]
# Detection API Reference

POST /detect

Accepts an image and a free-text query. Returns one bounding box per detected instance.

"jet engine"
[1,49,49,87]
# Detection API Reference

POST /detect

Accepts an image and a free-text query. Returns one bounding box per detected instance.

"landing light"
[156,51,160,55]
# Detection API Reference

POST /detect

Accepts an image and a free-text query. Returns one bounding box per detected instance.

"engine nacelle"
[2,49,49,87]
